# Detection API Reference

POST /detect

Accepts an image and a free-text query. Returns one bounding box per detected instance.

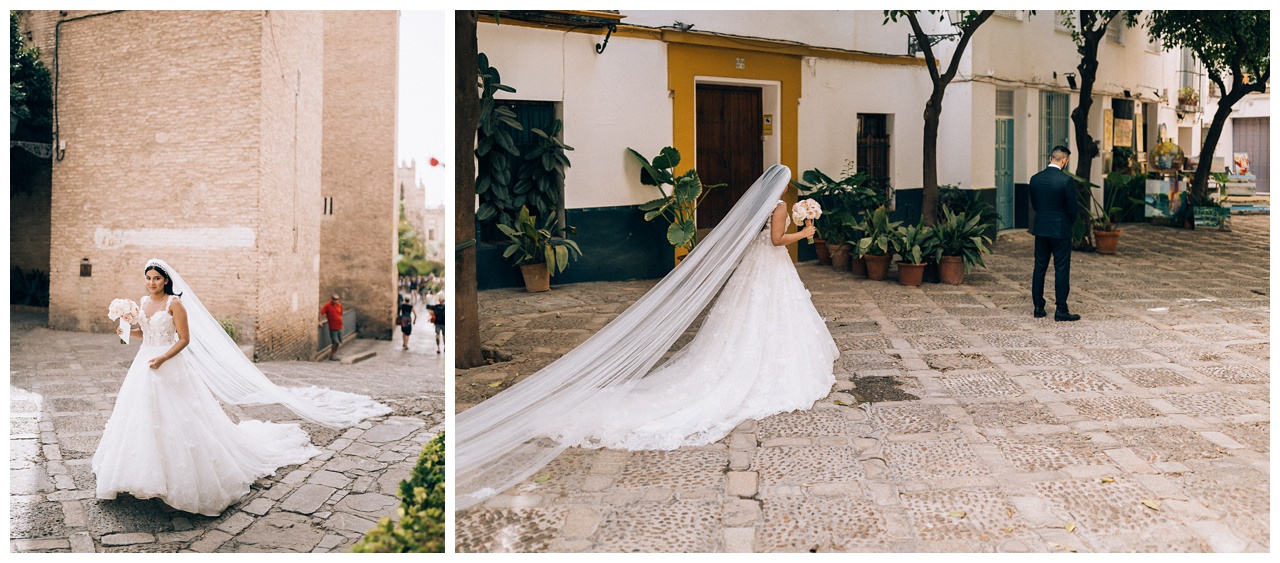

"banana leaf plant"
[891,223,938,265]
[933,205,992,272]
[627,146,724,250]
[497,206,582,275]
[855,205,903,257]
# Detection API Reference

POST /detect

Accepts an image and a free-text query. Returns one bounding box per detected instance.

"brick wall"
[320,11,400,339]
[21,10,398,359]
[42,11,265,338]
[253,10,325,361]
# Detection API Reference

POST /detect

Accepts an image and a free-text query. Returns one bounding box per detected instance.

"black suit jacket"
[1028,165,1078,239]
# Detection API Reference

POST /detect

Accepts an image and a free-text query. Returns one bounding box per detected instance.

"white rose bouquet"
[107,298,141,344]
[791,199,822,243]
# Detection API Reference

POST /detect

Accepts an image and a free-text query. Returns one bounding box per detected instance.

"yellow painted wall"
[667,43,802,259]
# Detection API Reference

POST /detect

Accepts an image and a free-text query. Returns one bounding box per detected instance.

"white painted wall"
[478,24,673,209]
[796,56,931,193]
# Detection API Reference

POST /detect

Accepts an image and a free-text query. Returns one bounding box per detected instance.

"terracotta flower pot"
[851,256,868,276]
[674,246,690,265]
[938,255,966,285]
[896,261,926,286]
[864,254,891,280]
[1094,229,1121,254]
[814,238,832,265]
[519,262,551,292]
[831,244,852,271]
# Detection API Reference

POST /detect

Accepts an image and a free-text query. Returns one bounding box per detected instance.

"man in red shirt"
[319,295,344,361]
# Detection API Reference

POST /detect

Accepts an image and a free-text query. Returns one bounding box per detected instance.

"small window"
[323,197,334,216]
[995,90,1015,117]
[428,229,436,241]
[1105,18,1124,44]
[856,113,892,198]
[1145,29,1162,53]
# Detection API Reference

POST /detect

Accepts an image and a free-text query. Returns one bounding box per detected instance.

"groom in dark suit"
[1029,145,1080,321]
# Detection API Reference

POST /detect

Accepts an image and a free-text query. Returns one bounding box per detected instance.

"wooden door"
[695,85,763,230]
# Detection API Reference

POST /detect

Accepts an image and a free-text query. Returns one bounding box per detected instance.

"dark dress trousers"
[1028,165,1078,311]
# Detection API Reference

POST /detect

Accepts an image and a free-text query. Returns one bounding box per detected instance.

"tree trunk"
[1070,21,1104,249]
[455,11,485,369]
[921,95,941,226]
[1191,92,1240,195]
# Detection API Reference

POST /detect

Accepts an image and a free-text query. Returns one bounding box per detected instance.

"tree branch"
[940,10,994,85]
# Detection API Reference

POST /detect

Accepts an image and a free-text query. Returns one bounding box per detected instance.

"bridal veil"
[457,164,793,509]
[143,258,391,429]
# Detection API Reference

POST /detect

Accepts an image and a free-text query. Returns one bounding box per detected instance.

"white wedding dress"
[457,165,835,509]
[565,202,839,450]
[92,294,320,516]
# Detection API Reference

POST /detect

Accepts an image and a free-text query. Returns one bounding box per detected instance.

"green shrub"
[351,432,445,553]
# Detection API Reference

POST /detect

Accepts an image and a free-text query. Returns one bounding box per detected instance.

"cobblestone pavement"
[10,312,445,553]
[455,216,1269,553]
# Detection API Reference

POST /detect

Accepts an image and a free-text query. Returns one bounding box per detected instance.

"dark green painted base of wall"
[476,204,673,290]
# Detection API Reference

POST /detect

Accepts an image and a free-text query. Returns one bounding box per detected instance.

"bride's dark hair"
[144,264,183,297]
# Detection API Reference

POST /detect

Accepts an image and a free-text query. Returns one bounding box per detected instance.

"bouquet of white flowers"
[108,298,141,344]
[791,199,822,243]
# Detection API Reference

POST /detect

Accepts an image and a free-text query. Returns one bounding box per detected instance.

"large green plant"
[627,147,723,250]
[513,118,573,221]
[935,184,999,229]
[890,223,937,265]
[497,206,582,275]
[793,165,884,246]
[352,432,445,553]
[474,53,522,229]
[855,206,903,257]
[933,206,992,272]
[1066,171,1144,232]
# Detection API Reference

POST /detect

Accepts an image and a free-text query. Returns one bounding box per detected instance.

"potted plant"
[497,206,583,292]
[627,147,722,261]
[1176,85,1200,112]
[855,206,902,281]
[890,223,937,287]
[1066,171,1143,254]
[933,205,993,284]
[794,165,883,268]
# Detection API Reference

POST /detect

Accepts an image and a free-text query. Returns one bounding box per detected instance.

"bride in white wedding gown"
[458,165,839,509]
[93,259,390,516]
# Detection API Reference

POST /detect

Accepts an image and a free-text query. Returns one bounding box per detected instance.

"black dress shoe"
[1054,310,1081,322]
[1033,307,1047,318]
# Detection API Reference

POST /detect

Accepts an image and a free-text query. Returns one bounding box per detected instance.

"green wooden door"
[995,117,1015,230]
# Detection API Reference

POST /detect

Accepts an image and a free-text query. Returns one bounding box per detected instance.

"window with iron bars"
[856,113,891,199]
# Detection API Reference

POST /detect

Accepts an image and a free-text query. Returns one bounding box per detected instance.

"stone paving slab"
[10,313,445,553]
[456,217,1269,553]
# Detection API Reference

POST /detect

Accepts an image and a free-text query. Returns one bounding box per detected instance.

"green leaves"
[934,205,992,272]
[497,206,583,276]
[627,147,717,251]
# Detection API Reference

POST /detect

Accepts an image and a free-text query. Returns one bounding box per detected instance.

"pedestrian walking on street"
[1029,145,1081,321]
[94,259,390,516]
[399,296,417,350]
[320,294,345,360]
[429,295,445,354]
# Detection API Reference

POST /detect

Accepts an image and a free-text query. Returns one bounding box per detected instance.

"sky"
[398,11,452,207]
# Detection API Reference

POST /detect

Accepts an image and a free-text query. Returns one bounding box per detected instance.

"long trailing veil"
[143,258,391,429]
[458,164,793,510]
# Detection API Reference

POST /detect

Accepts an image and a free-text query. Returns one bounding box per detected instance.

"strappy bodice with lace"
[139,294,178,348]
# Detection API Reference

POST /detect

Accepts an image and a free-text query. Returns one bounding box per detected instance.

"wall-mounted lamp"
[1123,89,1132,98]
[1064,72,1077,90]
[80,258,92,277]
